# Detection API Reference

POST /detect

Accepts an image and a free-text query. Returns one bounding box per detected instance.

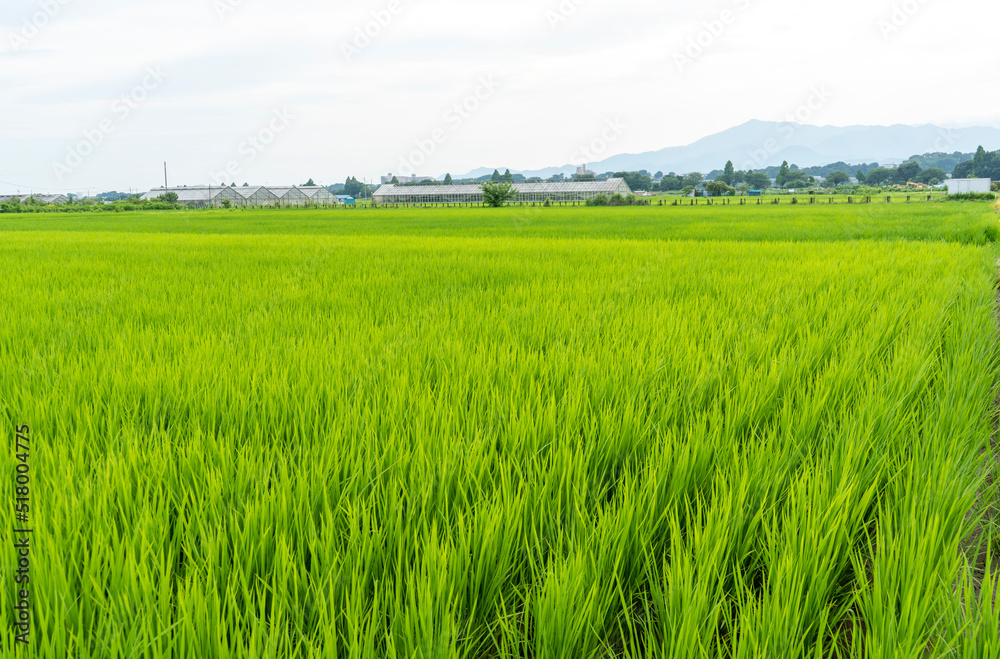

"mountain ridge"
[452,120,1000,180]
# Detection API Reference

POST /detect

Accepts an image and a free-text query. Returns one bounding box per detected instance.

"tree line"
[953,147,1000,181]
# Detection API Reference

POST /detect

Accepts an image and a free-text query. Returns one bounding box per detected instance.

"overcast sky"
[1,0,997,194]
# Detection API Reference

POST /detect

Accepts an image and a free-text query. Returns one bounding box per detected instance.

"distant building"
[141,186,243,208]
[299,186,338,204]
[372,179,632,205]
[0,193,68,204]
[943,178,992,194]
[335,195,356,205]
[267,186,311,207]
[576,165,595,177]
[141,185,339,207]
[380,173,436,184]
[235,186,279,207]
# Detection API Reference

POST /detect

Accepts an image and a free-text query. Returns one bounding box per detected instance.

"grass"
[1,202,999,657]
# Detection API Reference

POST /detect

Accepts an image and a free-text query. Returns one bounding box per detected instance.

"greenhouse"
[235,186,279,207]
[142,185,340,208]
[268,186,312,207]
[141,186,243,208]
[0,193,69,204]
[372,178,633,205]
[299,186,338,204]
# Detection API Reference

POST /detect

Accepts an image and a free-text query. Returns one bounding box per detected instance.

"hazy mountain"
[454,120,1000,179]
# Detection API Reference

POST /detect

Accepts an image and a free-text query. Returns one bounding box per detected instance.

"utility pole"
[164,162,168,191]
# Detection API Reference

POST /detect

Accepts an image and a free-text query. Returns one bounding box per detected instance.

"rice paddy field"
[2,202,1000,657]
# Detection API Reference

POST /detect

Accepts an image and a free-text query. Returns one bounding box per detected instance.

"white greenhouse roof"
[0,194,68,203]
[373,178,630,197]
[297,186,332,198]
[234,186,275,199]
[141,187,234,202]
[267,186,309,198]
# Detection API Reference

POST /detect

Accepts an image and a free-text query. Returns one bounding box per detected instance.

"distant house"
[943,178,992,194]
[747,190,763,196]
[335,195,356,206]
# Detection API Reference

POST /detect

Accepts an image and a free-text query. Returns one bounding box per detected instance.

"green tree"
[978,153,1000,181]
[915,167,947,185]
[304,178,316,187]
[659,176,682,192]
[491,169,501,182]
[894,161,921,185]
[864,167,895,187]
[481,180,516,207]
[705,181,733,196]
[824,171,851,187]
[953,147,1000,181]
[745,172,771,190]
[776,161,792,187]
[344,177,369,197]
[856,170,866,184]
[953,160,976,178]
[682,172,704,188]
[720,160,736,186]
[615,171,653,192]
[391,176,399,185]
[221,199,232,209]
[973,145,989,174]
[159,191,179,203]
[502,169,514,183]
[443,173,453,185]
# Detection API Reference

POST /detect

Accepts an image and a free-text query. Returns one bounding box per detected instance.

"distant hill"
[455,120,1000,178]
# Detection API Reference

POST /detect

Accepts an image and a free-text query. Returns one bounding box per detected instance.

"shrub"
[585,194,648,207]
[481,181,516,207]
[705,181,733,197]
[948,193,996,202]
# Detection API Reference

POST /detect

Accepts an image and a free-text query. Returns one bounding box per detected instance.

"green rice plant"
[0,206,998,657]
[0,201,997,245]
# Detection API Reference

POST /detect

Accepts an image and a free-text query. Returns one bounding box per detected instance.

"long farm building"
[141,185,346,208]
[372,179,633,205]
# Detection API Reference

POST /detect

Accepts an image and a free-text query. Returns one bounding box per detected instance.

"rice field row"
[2,218,999,656]
[1,202,997,244]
